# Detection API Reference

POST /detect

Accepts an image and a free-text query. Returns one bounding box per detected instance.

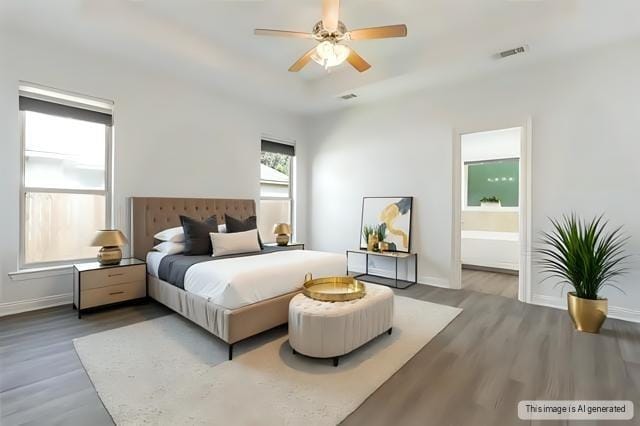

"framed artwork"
[360,196,413,253]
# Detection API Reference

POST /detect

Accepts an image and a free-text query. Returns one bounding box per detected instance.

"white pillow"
[218,224,227,233]
[154,226,185,243]
[153,241,185,255]
[210,229,260,257]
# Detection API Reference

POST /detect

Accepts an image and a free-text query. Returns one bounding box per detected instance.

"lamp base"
[275,234,290,246]
[97,246,122,265]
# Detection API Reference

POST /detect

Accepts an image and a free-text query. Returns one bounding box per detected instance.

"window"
[259,139,295,243]
[19,88,113,268]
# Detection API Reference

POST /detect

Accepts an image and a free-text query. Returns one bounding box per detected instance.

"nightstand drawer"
[80,281,146,309]
[81,264,146,290]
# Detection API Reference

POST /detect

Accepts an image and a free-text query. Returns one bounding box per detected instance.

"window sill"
[9,264,74,281]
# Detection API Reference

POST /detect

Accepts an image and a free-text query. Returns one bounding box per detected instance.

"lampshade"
[272,223,291,235]
[91,229,128,247]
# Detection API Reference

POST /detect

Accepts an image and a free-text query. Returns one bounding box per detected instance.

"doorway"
[451,122,531,301]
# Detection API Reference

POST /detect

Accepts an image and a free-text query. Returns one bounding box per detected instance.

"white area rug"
[74,296,461,425]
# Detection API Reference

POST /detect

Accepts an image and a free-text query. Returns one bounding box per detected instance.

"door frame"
[451,118,532,303]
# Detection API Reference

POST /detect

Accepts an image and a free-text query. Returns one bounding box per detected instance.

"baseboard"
[0,293,72,317]
[531,294,640,324]
[462,264,519,276]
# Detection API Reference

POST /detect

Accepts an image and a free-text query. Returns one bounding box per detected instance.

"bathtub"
[461,230,519,271]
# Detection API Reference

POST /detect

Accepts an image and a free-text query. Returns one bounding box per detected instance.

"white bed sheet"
[185,250,345,309]
[146,251,167,278]
[146,249,346,310]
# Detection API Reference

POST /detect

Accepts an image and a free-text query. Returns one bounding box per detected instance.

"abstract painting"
[360,197,413,253]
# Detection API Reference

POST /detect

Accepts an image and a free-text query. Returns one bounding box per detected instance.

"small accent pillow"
[210,229,261,257]
[180,215,218,255]
[224,214,264,249]
[154,226,185,243]
[218,224,227,233]
[153,241,185,255]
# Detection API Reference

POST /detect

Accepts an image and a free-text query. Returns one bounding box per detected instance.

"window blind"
[261,139,295,156]
[19,96,113,126]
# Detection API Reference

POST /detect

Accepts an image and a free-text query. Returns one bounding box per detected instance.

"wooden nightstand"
[73,258,147,318]
[264,242,305,251]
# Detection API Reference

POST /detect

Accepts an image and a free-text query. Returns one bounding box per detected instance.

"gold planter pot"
[567,292,607,333]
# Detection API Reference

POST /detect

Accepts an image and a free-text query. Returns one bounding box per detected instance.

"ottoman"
[288,283,394,366]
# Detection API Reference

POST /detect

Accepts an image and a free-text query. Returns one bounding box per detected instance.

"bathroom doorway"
[452,123,531,301]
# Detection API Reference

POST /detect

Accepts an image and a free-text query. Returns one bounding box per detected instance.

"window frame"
[18,92,113,270]
[259,140,296,242]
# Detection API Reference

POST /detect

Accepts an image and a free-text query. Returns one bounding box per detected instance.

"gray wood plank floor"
[462,268,519,299]
[2,286,639,426]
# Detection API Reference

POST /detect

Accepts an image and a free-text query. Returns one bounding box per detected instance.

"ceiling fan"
[254,0,407,73]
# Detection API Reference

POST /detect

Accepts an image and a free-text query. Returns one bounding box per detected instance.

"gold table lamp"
[272,223,291,246]
[91,229,128,265]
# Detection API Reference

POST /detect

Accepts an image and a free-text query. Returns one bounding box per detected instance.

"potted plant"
[480,196,501,208]
[362,225,378,251]
[537,214,629,333]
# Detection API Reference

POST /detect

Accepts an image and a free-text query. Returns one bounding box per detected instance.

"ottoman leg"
[292,348,297,355]
[333,356,339,367]
[388,327,393,335]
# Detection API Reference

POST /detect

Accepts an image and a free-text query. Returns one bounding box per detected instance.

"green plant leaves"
[536,213,629,300]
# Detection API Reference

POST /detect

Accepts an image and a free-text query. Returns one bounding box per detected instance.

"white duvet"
[181,250,345,309]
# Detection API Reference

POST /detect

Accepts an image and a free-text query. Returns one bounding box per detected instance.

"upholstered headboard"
[130,197,256,261]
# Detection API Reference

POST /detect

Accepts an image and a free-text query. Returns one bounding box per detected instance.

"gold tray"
[302,274,366,302]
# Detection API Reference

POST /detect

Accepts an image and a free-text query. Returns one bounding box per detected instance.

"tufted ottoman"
[288,283,394,366]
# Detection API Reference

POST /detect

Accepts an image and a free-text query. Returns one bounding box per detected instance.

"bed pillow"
[224,214,264,249]
[218,223,227,233]
[210,229,261,257]
[180,215,218,255]
[152,241,185,255]
[153,226,185,243]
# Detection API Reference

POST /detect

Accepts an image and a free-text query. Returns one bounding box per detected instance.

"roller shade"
[19,96,112,126]
[261,139,295,156]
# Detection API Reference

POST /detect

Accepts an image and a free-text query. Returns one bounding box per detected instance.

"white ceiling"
[2,0,640,114]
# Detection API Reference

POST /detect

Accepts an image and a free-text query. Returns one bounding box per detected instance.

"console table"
[346,249,417,289]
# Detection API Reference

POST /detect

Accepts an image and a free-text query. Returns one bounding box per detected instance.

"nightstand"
[264,242,305,251]
[73,258,147,318]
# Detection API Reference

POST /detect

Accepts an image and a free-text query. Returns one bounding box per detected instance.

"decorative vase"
[480,201,501,209]
[567,292,608,333]
[367,235,379,252]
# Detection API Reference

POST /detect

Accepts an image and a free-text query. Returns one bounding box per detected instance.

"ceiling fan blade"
[322,0,340,32]
[254,29,313,39]
[349,25,407,41]
[346,48,371,72]
[289,47,317,72]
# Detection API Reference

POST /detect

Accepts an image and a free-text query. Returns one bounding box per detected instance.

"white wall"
[461,127,521,163]
[307,38,640,321]
[0,32,308,315]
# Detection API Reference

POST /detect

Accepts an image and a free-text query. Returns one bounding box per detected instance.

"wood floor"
[462,268,519,299]
[2,286,639,426]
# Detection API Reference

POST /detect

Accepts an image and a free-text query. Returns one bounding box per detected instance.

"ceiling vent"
[339,93,357,100]
[498,45,528,58]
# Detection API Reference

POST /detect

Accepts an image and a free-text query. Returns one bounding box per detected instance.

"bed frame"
[130,197,301,360]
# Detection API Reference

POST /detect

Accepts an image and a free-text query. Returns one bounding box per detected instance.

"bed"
[131,197,345,359]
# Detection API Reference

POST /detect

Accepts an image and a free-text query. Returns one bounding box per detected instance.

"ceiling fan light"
[311,41,350,69]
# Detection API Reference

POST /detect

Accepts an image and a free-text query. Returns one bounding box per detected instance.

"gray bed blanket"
[157,246,282,289]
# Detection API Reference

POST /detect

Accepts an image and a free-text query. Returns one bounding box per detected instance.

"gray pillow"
[180,215,218,255]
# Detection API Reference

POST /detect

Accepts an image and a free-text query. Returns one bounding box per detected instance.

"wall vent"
[499,45,528,58]
[339,93,357,100]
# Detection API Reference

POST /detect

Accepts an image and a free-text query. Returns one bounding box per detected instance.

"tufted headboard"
[130,197,256,261]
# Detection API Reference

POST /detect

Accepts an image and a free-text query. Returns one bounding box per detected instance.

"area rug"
[74,295,461,425]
